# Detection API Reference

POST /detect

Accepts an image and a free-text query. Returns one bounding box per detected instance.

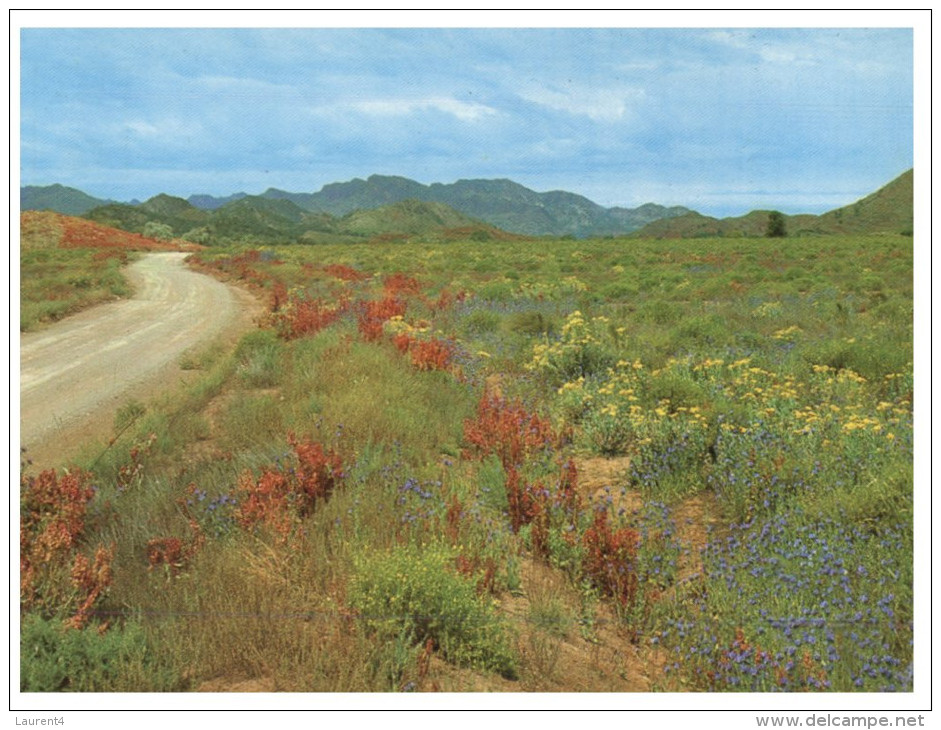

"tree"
[766,211,787,238]
[142,220,174,241]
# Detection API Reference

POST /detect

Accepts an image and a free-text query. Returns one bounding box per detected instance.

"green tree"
[766,211,787,238]
[142,221,174,241]
[182,226,213,245]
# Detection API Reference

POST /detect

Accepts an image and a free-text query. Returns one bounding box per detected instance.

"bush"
[349,544,518,679]
[20,615,183,692]
[527,310,617,384]
[235,435,344,537]
[182,226,213,245]
[460,308,502,335]
[581,508,641,612]
[142,221,174,241]
[504,311,555,336]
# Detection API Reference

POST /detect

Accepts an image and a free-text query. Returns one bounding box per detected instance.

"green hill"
[82,193,502,246]
[258,175,692,237]
[21,184,113,216]
[85,195,210,238]
[32,176,694,238]
[814,169,913,234]
[632,170,913,239]
[634,210,821,239]
[84,202,152,233]
[339,199,489,237]
[208,196,316,242]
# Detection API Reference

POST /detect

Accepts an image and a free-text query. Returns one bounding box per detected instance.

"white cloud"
[116,117,203,144]
[123,120,161,137]
[704,29,850,69]
[517,84,645,123]
[349,96,497,121]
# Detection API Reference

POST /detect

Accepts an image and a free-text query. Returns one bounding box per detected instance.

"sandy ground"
[19,252,260,471]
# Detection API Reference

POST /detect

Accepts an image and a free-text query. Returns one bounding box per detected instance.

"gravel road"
[19,252,257,468]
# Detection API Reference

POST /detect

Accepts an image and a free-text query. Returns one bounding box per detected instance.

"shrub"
[504,311,555,336]
[598,281,639,301]
[20,468,97,616]
[142,221,174,241]
[408,337,455,372]
[463,392,555,471]
[349,544,518,678]
[182,226,212,245]
[527,310,617,384]
[274,293,347,340]
[581,406,634,456]
[383,273,423,297]
[357,296,407,341]
[324,263,368,281]
[21,615,182,692]
[460,308,502,335]
[581,507,641,612]
[236,435,344,537]
[65,543,115,630]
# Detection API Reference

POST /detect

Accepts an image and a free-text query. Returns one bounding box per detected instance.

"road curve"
[20,252,252,464]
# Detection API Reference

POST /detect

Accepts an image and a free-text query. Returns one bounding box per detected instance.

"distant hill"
[208,196,315,242]
[85,194,211,237]
[814,169,913,234]
[187,192,248,210]
[632,169,913,238]
[21,184,113,216]
[27,168,913,243]
[634,210,820,239]
[79,193,510,246]
[28,176,692,238]
[274,176,429,216]
[250,174,693,237]
[338,199,503,237]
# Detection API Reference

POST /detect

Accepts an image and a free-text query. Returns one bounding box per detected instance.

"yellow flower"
[773,325,802,340]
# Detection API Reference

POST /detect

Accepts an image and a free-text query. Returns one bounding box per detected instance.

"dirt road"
[20,252,258,469]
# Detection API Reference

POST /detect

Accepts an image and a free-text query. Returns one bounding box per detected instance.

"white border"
[8,8,932,722]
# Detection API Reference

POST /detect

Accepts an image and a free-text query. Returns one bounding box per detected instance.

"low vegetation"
[20,229,914,692]
[19,211,191,331]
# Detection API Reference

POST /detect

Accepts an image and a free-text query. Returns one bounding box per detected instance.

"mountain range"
[20,169,912,243]
[75,193,519,246]
[244,175,693,238]
[21,176,693,240]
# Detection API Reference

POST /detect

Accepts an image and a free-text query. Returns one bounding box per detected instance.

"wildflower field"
[20,232,915,692]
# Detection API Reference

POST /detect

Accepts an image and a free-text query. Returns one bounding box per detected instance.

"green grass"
[20,248,132,330]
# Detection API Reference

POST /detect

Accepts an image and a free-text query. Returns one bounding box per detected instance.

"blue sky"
[19,22,914,218]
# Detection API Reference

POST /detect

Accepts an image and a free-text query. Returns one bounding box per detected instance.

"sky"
[17,15,916,218]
